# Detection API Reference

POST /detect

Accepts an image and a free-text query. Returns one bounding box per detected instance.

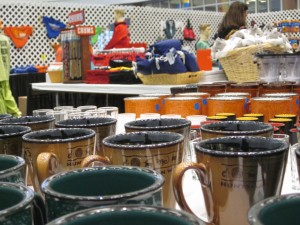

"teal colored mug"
[248,194,300,225]
[0,155,25,184]
[46,205,205,225]
[0,182,46,225]
[41,166,164,222]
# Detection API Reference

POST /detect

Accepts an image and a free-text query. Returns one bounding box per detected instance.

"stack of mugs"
[1,98,300,225]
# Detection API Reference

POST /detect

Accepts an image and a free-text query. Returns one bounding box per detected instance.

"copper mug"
[55,117,117,157]
[22,128,102,194]
[173,136,288,225]
[200,121,273,140]
[83,131,184,208]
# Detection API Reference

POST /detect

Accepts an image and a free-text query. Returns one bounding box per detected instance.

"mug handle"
[36,152,58,184]
[81,155,111,167]
[173,162,214,224]
[33,192,47,225]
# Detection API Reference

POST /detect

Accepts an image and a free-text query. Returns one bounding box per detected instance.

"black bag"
[109,70,142,84]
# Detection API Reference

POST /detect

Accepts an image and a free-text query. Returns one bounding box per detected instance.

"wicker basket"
[219,43,287,83]
[137,71,203,85]
[47,70,63,83]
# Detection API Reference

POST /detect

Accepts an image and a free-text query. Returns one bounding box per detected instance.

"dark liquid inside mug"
[56,118,117,127]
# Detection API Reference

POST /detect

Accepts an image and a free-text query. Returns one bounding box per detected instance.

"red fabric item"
[84,70,110,84]
[104,21,130,50]
[183,27,196,41]
[92,52,145,67]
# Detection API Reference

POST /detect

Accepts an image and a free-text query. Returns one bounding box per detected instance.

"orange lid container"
[164,97,202,118]
[124,97,161,118]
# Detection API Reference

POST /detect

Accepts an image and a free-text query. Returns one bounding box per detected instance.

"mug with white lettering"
[22,128,103,194]
[173,136,288,225]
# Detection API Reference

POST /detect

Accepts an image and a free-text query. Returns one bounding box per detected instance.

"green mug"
[41,166,164,222]
[0,154,25,184]
[46,205,205,225]
[0,182,46,225]
[248,194,300,225]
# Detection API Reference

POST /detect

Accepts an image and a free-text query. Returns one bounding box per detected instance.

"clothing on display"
[196,40,210,49]
[0,34,21,116]
[0,34,10,81]
[42,16,66,39]
[161,20,184,39]
[91,26,102,45]
[10,66,38,74]
[104,21,130,50]
[4,26,33,48]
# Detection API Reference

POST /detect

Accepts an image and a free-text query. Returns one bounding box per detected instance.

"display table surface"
[31,83,181,95]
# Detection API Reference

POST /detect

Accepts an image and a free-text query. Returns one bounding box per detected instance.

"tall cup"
[22,128,103,194]
[173,136,288,225]
[200,121,273,140]
[86,131,184,208]
[124,118,192,162]
[55,117,117,157]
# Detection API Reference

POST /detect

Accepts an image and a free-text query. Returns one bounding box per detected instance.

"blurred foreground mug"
[0,155,25,184]
[248,194,300,225]
[47,205,205,225]
[173,136,288,225]
[22,128,101,193]
[200,121,273,140]
[0,182,46,225]
[41,166,164,221]
[93,131,184,208]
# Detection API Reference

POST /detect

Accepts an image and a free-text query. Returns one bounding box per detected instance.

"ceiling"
[7,0,152,5]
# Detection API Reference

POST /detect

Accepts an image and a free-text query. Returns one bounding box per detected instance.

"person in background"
[104,8,130,50]
[217,2,248,40]
[196,24,211,50]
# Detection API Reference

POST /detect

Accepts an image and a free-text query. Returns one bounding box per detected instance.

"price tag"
[68,10,85,26]
[75,26,95,36]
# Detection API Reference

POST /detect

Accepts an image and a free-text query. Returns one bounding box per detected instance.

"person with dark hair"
[217,2,248,40]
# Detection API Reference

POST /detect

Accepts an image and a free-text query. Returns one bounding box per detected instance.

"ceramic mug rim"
[46,205,204,225]
[195,136,288,157]
[102,131,184,149]
[0,182,34,218]
[22,128,96,143]
[200,121,273,135]
[263,93,298,97]
[251,97,291,101]
[0,115,55,125]
[208,96,246,101]
[0,114,12,120]
[248,194,300,225]
[0,125,31,138]
[55,117,117,128]
[41,166,164,201]
[0,155,25,177]
[124,118,191,131]
[164,97,201,101]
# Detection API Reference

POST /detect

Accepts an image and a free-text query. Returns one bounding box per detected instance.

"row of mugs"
[1,133,298,225]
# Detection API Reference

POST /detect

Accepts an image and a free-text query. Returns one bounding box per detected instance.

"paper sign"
[68,10,85,26]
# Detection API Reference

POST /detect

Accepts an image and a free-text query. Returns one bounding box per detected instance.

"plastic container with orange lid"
[140,93,171,115]
[260,83,293,96]
[263,93,299,120]
[197,84,226,97]
[244,113,264,122]
[230,83,259,97]
[216,92,251,99]
[124,97,161,118]
[164,97,202,118]
[176,92,210,115]
[251,97,292,122]
[207,96,247,118]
